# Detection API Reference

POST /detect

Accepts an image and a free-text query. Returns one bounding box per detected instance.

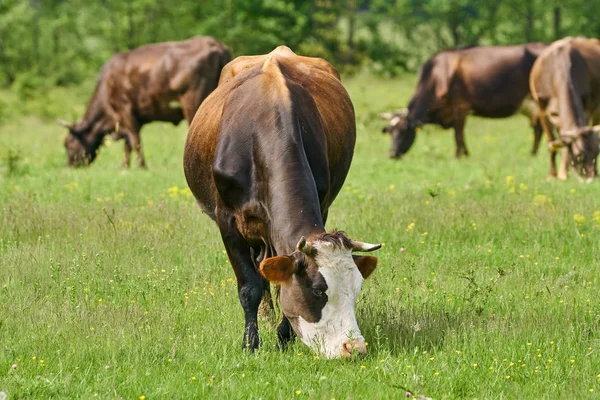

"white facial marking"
[296,241,365,358]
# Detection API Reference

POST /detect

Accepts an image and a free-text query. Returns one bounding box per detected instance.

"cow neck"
[558,66,587,132]
[86,125,108,152]
[406,80,436,126]
[259,133,325,256]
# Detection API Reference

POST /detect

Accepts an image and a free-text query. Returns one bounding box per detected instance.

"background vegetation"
[3,0,600,92]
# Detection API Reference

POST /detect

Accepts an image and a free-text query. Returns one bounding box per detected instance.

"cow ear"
[353,255,378,279]
[260,256,296,283]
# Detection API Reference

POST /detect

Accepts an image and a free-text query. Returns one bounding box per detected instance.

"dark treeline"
[2,0,600,91]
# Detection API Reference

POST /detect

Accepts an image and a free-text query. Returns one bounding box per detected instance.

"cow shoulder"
[430,52,460,101]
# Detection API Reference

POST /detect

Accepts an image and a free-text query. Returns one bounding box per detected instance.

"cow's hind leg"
[123,137,132,168]
[539,111,558,179]
[217,212,263,352]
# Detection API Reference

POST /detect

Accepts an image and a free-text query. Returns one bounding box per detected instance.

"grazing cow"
[530,37,600,181]
[59,36,231,167]
[380,43,547,159]
[184,46,381,358]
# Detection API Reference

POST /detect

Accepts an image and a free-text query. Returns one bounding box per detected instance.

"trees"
[1,0,600,88]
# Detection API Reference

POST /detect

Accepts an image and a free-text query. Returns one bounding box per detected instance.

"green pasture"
[1,73,599,399]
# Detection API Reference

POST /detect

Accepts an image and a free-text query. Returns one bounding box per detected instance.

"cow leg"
[217,212,263,352]
[127,131,146,169]
[122,137,132,168]
[277,315,295,350]
[539,111,557,179]
[454,117,469,157]
[531,121,543,156]
[558,148,569,180]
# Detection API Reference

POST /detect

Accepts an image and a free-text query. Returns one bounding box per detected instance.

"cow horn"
[547,140,563,151]
[296,236,313,254]
[379,112,393,120]
[56,118,73,128]
[396,108,409,116]
[590,125,600,133]
[351,240,382,252]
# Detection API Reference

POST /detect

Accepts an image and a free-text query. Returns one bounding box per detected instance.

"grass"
[1,72,600,399]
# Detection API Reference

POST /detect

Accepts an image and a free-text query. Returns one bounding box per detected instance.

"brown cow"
[59,36,231,167]
[380,43,548,158]
[530,37,600,182]
[184,46,381,358]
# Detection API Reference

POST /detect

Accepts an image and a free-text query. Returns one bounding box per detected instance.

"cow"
[529,37,600,182]
[380,43,548,159]
[58,36,231,168]
[183,46,381,359]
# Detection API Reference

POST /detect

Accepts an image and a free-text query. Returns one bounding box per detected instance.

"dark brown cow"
[59,36,231,167]
[380,43,548,158]
[530,37,600,182]
[184,46,381,358]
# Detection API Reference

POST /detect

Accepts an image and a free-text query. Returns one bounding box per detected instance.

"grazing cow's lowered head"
[549,127,600,182]
[259,232,380,359]
[58,119,109,167]
[380,109,420,159]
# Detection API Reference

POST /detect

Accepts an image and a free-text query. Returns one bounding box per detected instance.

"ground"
[1,72,599,399]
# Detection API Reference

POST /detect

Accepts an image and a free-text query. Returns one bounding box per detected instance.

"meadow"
[1,72,599,399]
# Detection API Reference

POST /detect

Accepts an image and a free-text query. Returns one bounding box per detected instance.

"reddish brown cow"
[59,36,231,167]
[530,37,600,181]
[380,43,548,158]
[184,46,381,358]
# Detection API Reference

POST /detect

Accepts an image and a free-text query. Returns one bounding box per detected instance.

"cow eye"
[312,288,324,297]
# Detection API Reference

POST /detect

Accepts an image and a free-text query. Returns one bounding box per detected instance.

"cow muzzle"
[341,339,367,358]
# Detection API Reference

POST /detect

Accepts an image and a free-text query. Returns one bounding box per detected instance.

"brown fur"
[183,46,362,352]
[530,37,600,180]
[63,36,231,167]
[383,43,548,159]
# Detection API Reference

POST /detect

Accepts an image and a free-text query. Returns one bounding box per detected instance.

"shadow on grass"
[358,298,468,355]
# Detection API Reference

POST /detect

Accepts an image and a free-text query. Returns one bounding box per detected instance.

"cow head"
[380,109,420,159]
[58,119,98,167]
[259,232,381,359]
[550,126,600,181]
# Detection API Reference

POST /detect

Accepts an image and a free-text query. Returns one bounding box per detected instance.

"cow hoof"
[557,173,568,181]
[546,175,557,182]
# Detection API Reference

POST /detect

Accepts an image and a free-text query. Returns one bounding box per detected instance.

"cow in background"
[59,36,231,168]
[184,46,381,358]
[530,37,600,182]
[380,43,547,159]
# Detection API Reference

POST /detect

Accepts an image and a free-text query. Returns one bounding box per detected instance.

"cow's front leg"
[531,121,543,156]
[126,131,146,169]
[454,117,469,157]
[558,148,569,180]
[217,212,263,352]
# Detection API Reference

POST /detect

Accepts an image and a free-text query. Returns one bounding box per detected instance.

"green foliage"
[2,0,600,88]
